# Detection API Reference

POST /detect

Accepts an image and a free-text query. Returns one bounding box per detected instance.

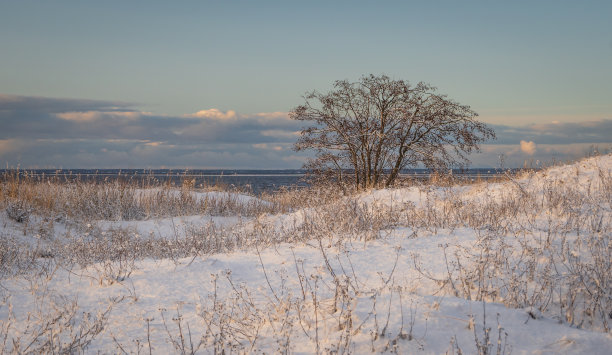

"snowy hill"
[0,155,610,353]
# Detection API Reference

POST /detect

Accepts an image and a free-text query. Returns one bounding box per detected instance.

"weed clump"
[6,201,32,223]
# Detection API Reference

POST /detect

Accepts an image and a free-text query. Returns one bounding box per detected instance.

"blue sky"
[1,1,611,168]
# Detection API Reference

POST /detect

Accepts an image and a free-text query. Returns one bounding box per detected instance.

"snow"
[1,155,611,353]
[98,215,247,240]
[135,187,269,207]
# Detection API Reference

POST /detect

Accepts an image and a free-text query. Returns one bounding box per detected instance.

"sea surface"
[2,168,518,195]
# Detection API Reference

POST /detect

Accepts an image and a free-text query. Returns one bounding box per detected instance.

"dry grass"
[0,170,276,223]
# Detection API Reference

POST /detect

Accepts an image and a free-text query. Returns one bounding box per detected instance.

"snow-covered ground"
[1,155,611,353]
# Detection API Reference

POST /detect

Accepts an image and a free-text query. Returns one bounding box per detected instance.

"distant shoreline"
[1,168,526,194]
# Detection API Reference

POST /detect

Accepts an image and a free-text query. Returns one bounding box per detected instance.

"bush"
[6,201,32,223]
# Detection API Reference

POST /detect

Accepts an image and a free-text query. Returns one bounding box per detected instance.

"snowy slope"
[1,155,610,353]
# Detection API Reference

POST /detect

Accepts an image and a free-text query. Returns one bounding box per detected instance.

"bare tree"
[291,74,495,189]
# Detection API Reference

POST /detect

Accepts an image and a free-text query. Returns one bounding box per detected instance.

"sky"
[1,0,611,169]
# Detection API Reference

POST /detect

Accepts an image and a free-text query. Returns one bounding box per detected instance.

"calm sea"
[2,168,516,195]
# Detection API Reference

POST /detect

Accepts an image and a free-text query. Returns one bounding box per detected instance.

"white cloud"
[253,112,290,122]
[186,109,237,120]
[520,140,537,155]
[56,111,144,122]
[260,129,300,139]
[0,94,23,104]
[55,111,100,122]
[252,143,285,151]
[0,139,20,155]
[144,141,164,147]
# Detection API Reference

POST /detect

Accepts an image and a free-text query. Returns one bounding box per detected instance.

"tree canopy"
[290,75,495,189]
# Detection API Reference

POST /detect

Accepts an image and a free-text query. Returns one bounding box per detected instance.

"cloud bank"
[0,94,304,168]
[0,94,610,168]
[490,120,612,145]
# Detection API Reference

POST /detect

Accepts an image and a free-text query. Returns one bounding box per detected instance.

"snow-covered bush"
[0,278,118,354]
[5,201,32,223]
[411,162,612,332]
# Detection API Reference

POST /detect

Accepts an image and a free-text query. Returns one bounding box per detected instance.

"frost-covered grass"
[0,155,611,353]
[0,172,275,222]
